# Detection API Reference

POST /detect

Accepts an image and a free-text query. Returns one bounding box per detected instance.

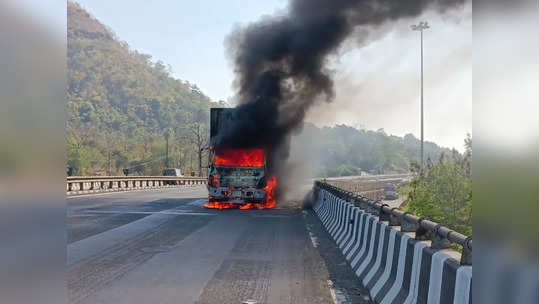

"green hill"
[66,1,456,177]
[290,123,455,177]
[67,1,217,175]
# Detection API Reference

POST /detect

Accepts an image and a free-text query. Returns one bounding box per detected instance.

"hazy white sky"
[68,0,470,150]
[308,5,472,151]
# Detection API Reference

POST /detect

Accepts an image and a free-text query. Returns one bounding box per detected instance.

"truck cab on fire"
[204,108,276,209]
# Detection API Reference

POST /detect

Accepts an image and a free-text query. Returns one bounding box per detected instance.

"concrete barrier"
[67,176,207,196]
[313,187,472,304]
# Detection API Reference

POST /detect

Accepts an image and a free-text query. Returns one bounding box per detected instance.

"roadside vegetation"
[401,135,472,236]
[66,1,453,178]
[291,123,452,177]
[67,1,220,176]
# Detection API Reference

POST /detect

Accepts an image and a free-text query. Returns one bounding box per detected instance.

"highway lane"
[67,186,371,304]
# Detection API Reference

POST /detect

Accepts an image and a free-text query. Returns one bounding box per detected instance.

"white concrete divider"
[67,176,207,196]
[328,196,343,237]
[336,204,353,247]
[341,208,360,252]
[312,188,472,304]
[345,211,368,261]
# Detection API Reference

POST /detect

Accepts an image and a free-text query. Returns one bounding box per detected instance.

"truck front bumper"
[208,186,266,204]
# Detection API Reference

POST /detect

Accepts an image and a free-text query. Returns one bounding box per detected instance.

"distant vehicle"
[162,168,182,185]
[383,183,398,200]
[162,168,183,177]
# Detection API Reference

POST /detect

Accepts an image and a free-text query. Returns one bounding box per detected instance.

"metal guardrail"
[315,181,472,265]
[67,176,207,195]
[324,174,412,201]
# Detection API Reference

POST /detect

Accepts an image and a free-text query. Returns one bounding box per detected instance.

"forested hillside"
[291,123,454,177]
[67,1,219,175]
[66,1,454,177]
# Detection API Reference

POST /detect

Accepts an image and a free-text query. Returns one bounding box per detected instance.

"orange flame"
[262,175,277,209]
[210,174,219,187]
[203,175,277,210]
[214,148,265,167]
[203,202,237,209]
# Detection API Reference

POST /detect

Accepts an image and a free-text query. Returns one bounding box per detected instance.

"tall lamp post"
[411,21,430,172]
[164,128,173,169]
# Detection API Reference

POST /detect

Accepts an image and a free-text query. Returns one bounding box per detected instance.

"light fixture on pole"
[410,21,430,172]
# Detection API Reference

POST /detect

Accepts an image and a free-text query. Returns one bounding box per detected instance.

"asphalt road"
[67,186,371,304]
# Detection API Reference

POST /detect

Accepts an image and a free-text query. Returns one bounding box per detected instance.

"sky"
[21,0,470,151]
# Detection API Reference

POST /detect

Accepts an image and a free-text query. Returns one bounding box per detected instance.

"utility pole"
[411,21,430,172]
[107,150,111,176]
[165,136,169,168]
[164,128,173,169]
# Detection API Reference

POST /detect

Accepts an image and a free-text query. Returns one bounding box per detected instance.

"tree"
[401,135,472,236]
[186,122,209,177]
[66,1,218,175]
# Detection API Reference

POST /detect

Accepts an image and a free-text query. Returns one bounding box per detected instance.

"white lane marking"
[188,198,208,206]
[327,280,349,304]
[68,212,177,266]
[308,231,319,248]
[80,210,216,216]
[87,215,245,304]
[302,211,319,248]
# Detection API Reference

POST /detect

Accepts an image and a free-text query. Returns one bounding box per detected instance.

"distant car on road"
[383,183,398,200]
[162,168,183,185]
[162,168,183,177]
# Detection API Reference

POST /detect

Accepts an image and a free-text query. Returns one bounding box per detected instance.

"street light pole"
[164,128,172,169]
[411,21,430,172]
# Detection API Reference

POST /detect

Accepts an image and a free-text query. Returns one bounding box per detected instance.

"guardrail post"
[367,200,379,216]
[461,238,472,265]
[386,207,400,226]
[379,204,390,221]
[358,197,368,211]
[400,212,419,232]
[430,225,451,249]
[317,180,472,266]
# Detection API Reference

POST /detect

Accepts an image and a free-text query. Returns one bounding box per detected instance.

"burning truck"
[203,108,277,210]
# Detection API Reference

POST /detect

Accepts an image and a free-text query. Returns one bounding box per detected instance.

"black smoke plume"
[215,0,467,178]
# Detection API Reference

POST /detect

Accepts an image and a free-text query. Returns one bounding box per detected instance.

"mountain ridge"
[67,1,216,175]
